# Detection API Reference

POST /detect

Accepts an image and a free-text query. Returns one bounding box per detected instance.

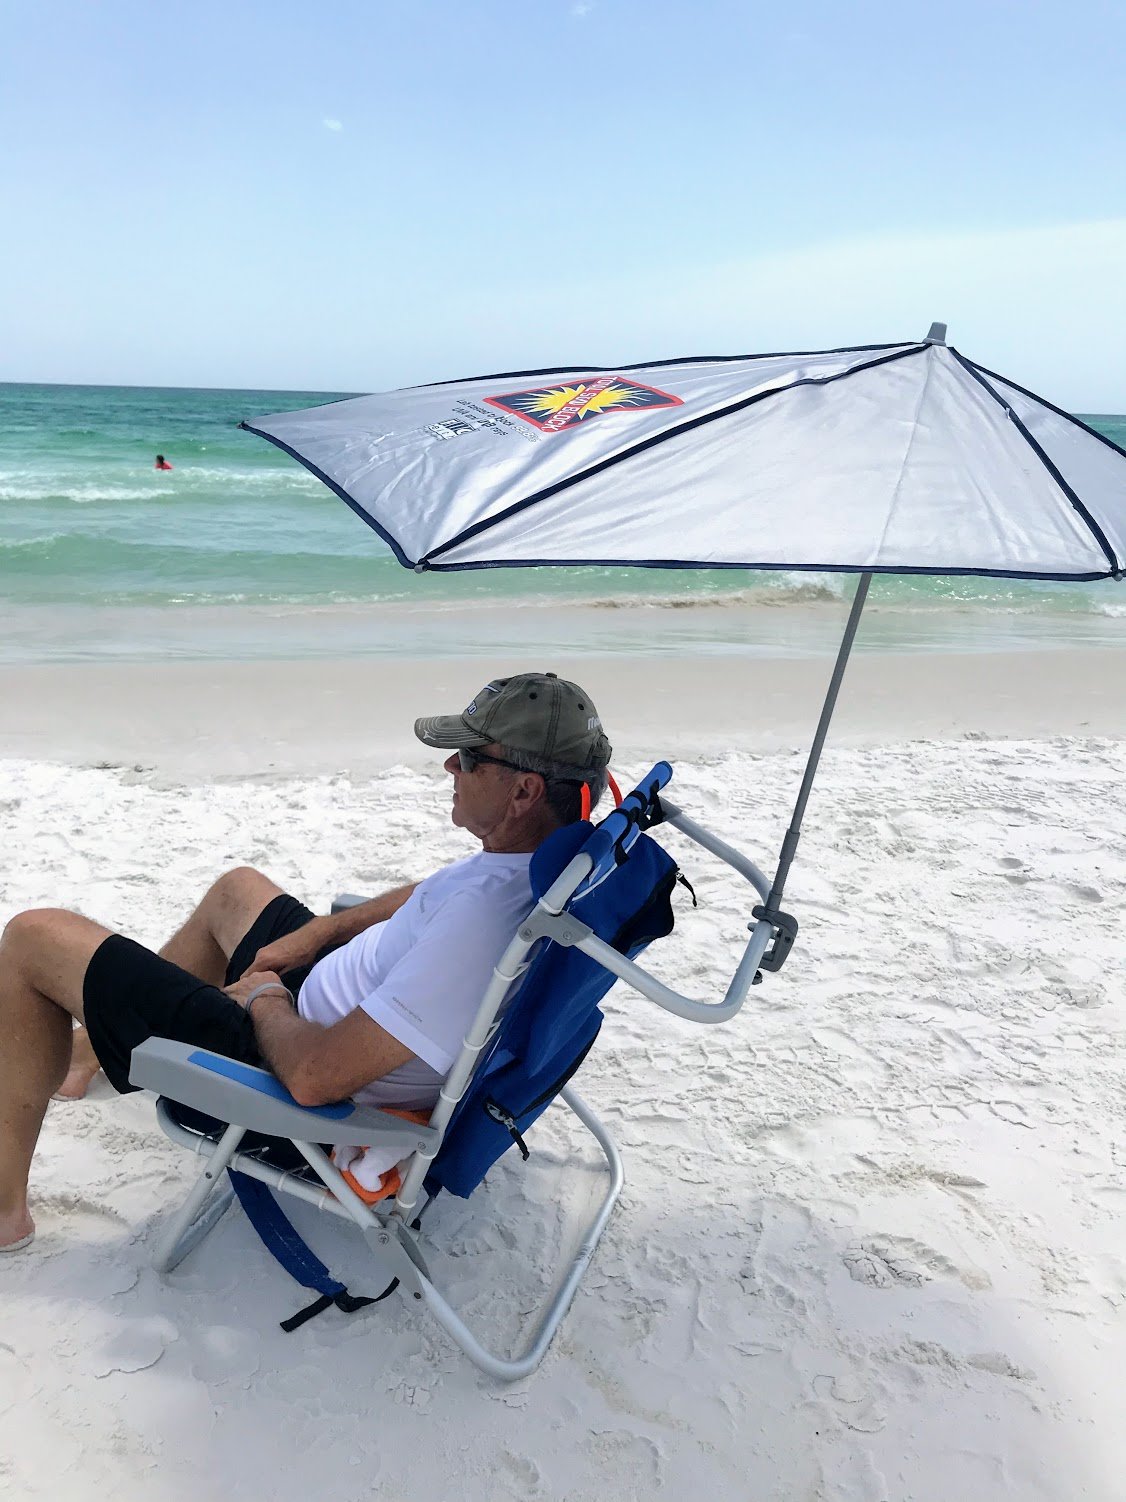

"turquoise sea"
[1,382,1123,664]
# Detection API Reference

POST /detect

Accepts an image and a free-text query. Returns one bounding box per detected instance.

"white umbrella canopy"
[242,326,1124,934]
[243,327,1125,582]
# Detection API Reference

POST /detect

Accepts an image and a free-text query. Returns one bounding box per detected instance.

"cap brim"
[413,714,492,750]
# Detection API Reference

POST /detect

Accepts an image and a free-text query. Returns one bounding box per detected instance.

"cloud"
[457,218,1126,410]
[570,2,594,16]
[322,118,343,132]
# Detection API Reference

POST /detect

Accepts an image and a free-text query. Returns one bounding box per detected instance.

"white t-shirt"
[297,850,533,1109]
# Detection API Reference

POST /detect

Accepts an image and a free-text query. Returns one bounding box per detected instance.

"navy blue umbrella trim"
[238,421,416,570]
[412,556,1115,582]
[951,354,1121,576]
[968,362,1126,462]
[420,340,916,390]
[422,344,929,566]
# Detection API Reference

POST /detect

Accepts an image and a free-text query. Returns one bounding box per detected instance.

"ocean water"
[0,381,1122,664]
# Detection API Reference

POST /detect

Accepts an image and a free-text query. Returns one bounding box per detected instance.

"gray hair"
[497,744,609,826]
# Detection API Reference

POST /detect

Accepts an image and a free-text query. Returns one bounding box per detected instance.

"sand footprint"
[189,1324,261,1384]
[843,1240,929,1289]
[812,1370,886,1434]
[91,1316,179,1377]
[1065,882,1103,903]
[391,1377,437,1410]
[496,1450,542,1496]
[967,1350,1036,1381]
[843,1233,989,1291]
[589,1431,662,1489]
[811,1026,893,1079]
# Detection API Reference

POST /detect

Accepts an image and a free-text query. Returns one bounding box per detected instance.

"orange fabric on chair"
[333,1108,432,1206]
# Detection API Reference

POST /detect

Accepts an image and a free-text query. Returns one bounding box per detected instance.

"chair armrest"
[129,1038,438,1149]
[331,892,370,913]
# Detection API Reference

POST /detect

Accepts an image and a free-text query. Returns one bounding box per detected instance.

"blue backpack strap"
[228,1169,397,1331]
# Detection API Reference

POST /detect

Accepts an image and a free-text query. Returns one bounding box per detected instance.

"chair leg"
[152,1122,245,1273]
[411,1086,624,1381]
[146,1097,622,1380]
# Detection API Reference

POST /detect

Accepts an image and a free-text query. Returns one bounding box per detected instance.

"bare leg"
[55,1025,102,1100]
[159,866,285,983]
[45,867,286,1108]
[0,909,110,1248]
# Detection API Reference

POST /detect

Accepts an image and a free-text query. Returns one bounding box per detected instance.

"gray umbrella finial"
[924,321,948,344]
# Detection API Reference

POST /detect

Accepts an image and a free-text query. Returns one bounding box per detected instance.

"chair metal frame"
[132,788,773,1380]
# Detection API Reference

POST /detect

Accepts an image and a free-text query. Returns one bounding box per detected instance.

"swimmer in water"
[154,454,173,471]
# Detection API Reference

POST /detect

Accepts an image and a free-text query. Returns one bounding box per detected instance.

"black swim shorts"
[82,893,317,1094]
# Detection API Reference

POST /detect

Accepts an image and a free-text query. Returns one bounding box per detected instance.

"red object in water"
[154,457,173,470]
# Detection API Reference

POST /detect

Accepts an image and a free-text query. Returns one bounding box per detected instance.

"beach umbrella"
[241,325,1125,971]
[242,326,1124,583]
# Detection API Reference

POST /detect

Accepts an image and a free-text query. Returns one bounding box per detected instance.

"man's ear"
[513,771,547,812]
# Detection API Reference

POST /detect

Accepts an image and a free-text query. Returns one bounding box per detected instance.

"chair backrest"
[424,786,679,1200]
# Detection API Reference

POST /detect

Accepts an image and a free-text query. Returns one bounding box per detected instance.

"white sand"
[3,646,1126,776]
[1,653,1125,1500]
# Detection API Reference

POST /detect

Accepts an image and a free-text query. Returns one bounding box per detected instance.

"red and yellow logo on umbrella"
[484,375,683,433]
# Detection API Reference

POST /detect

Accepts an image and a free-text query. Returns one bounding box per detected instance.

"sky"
[1,0,1124,408]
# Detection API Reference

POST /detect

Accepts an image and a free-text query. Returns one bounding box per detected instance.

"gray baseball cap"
[415,672,612,768]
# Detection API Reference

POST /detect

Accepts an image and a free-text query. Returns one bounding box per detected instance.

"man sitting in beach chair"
[0,672,611,1253]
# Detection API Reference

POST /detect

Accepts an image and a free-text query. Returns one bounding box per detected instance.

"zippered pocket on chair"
[482,1029,601,1161]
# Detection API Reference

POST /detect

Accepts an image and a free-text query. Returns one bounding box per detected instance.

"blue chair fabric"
[424,816,679,1200]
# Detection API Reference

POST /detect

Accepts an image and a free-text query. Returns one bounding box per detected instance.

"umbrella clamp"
[750,906,799,974]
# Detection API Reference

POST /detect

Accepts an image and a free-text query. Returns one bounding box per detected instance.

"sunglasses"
[456,747,526,775]
[455,747,591,784]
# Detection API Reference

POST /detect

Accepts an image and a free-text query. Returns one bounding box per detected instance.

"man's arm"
[316,885,419,947]
[233,981,415,1107]
[246,882,418,977]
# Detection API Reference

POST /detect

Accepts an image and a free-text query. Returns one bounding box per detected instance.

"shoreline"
[2,645,1124,779]
[0,595,1122,668]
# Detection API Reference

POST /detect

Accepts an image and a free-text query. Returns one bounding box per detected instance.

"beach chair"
[130,762,780,1379]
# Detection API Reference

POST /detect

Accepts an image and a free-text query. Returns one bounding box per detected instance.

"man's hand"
[240,885,419,979]
[224,969,288,1009]
[244,916,332,979]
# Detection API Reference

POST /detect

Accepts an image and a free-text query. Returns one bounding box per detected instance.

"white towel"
[332,1142,408,1193]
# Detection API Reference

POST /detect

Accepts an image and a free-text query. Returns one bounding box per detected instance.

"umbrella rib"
[967,363,1126,463]
[949,353,1122,576]
[869,346,939,563]
[418,340,913,390]
[421,344,930,566]
[238,421,418,568]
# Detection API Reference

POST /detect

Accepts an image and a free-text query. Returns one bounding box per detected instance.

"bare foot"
[0,1205,35,1251]
[55,1026,102,1100]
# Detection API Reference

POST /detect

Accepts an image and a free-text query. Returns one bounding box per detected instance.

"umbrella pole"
[761,570,872,920]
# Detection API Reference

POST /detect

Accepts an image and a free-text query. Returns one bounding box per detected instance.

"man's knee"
[0,908,111,1011]
[205,867,280,913]
[197,867,285,953]
[1,907,77,959]
[211,865,269,897]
